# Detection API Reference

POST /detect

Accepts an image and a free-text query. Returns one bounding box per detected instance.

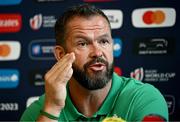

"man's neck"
[68,78,112,117]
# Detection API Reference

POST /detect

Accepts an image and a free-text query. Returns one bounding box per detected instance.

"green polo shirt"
[20,73,168,121]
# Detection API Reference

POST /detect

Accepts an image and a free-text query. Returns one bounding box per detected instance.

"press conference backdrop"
[0,0,179,121]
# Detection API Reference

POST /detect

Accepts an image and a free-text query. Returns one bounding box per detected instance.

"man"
[20,4,168,122]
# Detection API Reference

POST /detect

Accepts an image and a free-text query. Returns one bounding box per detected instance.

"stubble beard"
[72,57,114,90]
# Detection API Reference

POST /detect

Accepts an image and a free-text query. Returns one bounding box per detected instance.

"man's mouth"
[88,63,106,71]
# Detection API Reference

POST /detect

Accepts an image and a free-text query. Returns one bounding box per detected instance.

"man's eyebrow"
[97,34,111,39]
[73,35,92,43]
[73,33,111,42]
[75,33,110,38]
[74,34,88,38]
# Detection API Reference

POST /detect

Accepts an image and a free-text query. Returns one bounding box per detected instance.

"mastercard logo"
[0,41,21,61]
[143,10,165,24]
[132,8,176,28]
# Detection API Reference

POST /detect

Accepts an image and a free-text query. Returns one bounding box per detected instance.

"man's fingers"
[45,52,75,81]
[49,53,70,72]
[55,63,74,84]
[51,52,75,76]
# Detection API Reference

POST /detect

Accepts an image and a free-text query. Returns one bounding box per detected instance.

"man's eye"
[78,42,87,47]
[100,39,109,45]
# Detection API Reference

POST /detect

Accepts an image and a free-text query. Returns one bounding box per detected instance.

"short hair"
[54,3,111,47]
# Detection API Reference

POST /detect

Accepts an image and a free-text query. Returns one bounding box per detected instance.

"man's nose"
[89,43,103,58]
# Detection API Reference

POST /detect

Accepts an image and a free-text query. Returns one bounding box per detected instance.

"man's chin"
[87,70,106,78]
[87,72,108,82]
[72,62,114,90]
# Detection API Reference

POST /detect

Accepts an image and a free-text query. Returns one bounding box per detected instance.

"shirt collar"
[63,73,122,121]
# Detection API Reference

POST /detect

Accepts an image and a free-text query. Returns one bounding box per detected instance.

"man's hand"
[43,52,75,116]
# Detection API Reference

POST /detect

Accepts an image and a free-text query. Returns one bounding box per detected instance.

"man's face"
[65,15,114,90]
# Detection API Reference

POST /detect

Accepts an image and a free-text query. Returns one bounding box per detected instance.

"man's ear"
[54,45,65,61]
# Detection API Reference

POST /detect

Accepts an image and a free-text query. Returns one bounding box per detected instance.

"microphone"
[142,114,166,122]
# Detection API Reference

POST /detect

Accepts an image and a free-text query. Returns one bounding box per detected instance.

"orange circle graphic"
[153,10,165,24]
[0,44,11,57]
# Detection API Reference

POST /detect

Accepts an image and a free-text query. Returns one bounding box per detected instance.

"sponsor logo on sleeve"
[0,0,22,5]
[29,39,56,60]
[130,67,176,82]
[0,14,22,33]
[132,8,176,28]
[0,69,19,88]
[102,10,123,29]
[113,38,122,57]
[133,38,175,55]
[0,41,21,61]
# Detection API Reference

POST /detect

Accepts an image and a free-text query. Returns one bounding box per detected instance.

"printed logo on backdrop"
[132,8,176,28]
[84,0,115,2]
[0,0,22,5]
[102,10,123,29]
[114,66,122,76]
[113,38,122,57]
[133,38,175,55]
[35,0,64,2]
[0,102,19,111]
[30,14,56,30]
[164,95,175,115]
[0,41,21,61]
[29,39,55,60]
[130,67,144,81]
[29,69,47,86]
[130,67,176,82]
[0,69,19,88]
[26,96,39,107]
[0,14,22,33]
